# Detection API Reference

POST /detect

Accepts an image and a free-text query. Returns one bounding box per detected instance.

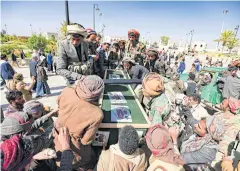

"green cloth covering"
[101,70,147,124]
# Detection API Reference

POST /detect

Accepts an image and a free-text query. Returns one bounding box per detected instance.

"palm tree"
[214,30,235,52]
[228,38,239,53]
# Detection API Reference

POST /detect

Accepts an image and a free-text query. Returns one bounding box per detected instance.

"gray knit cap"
[119,125,139,155]
[1,112,33,136]
[23,100,44,116]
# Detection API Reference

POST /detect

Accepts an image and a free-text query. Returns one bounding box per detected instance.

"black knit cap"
[119,125,139,155]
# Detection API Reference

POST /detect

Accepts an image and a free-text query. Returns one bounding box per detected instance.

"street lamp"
[93,4,100,31]
[189,30,194,50]
[229,25,239,53]
[185,33,190,49]
[65,0,70,25]
[217,9,229,50]
[99,12,103,33]
[30,24,33,35]
[146,32,150,45]
[5,24,7,34]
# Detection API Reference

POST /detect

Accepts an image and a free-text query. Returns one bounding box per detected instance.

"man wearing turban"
[54,75,104,170]
[56,23,90,85]
[142,73,171,126]
[125,29,146,65]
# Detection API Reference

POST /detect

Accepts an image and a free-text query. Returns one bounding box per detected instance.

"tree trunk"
[221,46,224,53]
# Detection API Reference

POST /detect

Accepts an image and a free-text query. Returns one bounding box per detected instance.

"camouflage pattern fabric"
[125,40,146,64]
[215,112,240,154]
[148,93,171,126]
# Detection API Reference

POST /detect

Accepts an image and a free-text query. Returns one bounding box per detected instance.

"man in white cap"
[57,23,89,85]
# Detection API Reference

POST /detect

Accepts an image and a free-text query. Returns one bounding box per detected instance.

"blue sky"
[1,1,240,48]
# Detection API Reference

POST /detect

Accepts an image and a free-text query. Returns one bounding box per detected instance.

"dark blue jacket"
[96,48,107,77]
[0,61,15,80]
[178,62,185,73]
[47,54,53,65]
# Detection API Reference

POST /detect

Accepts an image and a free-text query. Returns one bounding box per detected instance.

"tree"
[0,44,19,55]
[27,34,48,51]
[60,21,73,39]
[227,38,239,53]
[214,30,235,52]
[160,36,170,46]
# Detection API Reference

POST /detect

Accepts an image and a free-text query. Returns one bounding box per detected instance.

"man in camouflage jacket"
[125,30,146,65]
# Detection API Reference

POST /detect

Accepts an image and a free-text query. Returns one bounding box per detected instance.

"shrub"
[27,34,48,51]
[0,44,19,55]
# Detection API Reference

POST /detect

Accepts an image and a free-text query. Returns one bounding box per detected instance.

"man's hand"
[33,148,57,160]
[31,76,36,83]
[169,126,179,144]
[58,127,71,151]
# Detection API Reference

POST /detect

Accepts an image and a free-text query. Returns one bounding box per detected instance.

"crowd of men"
[0,22,240,171]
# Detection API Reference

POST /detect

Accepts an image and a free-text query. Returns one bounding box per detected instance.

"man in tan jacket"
[97,125,147,171]
[53,75,104,170]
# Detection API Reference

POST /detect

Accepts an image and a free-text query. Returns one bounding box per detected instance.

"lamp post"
[217,10,229,50]
[189,30,194,50]
[65,0,70,25]
[5,24,7,34]
[230,25,239,53]
[185,33,190,49]
[30,24,33,35]
[146,32,150,46]
[93,4,100,31]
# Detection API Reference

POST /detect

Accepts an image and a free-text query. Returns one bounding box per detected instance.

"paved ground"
[0,66,66,111]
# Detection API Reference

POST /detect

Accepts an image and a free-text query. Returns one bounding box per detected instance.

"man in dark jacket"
[29,53,38,91]
[0,54,15,86]
[123,57,149,102]
[57,23,89,85]
[144,49,166,77]
[96,41,111,78]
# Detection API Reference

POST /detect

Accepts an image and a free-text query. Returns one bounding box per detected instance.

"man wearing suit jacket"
[57,23,89,85]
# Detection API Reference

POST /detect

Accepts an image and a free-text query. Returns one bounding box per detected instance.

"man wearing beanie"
[184,72,197,97]
[144,48,166,76]
[97,125,147,171]
[57,23,89,85]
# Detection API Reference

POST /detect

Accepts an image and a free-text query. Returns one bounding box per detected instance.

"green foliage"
[0,44,19,55]
[160,36,170,46]
[227,38,239,50]
[27,34,48,51]
[60,21,73,39]
[214,30,235,52]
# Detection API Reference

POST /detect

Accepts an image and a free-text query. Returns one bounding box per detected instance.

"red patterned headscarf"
[0,135,28,171]
[146,124,185,166]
